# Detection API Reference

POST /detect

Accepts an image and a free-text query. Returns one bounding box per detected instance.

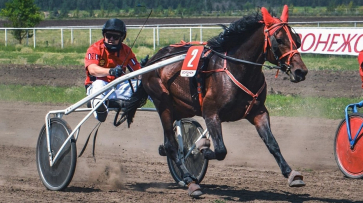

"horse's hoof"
[215,147,227,160]
[201,148,215,160]
[158,144,167,156]
[188,183,203,198]
[289,179,305,187]
[288,170,306,187]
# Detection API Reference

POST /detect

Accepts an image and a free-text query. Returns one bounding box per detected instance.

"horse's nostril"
[291,69,306,82]
[295,69,302,76]
[294,69,306,78]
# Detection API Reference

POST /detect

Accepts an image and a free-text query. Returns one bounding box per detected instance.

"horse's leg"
[201,114,227,160]
[151,92,203,197]
[248,109,306,187]
[160,110,203,196]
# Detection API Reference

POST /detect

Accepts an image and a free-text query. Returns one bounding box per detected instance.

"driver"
[84,18,141,122]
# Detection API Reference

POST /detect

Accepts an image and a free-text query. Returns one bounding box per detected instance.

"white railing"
[0,26,223,49]
[0,21,362,51]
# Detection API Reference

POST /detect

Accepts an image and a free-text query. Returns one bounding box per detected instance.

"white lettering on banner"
[294,28,363,56]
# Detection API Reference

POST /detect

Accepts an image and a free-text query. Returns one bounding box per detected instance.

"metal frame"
[174,119,209,160]
[45,54,186,167]
[344,100,363,148]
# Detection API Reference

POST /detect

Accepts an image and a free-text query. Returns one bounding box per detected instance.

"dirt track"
[1,17,363,202]
[1,64,363,202]
[0,100,362,203]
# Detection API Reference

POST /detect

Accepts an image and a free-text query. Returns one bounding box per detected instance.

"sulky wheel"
[36,118,77,190]
[335,113,363,179]
[167,118,208,186]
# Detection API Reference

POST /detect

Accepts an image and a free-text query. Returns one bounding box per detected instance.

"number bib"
[180,46,204,77]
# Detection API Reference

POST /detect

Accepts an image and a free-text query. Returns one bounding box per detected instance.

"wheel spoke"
[36,118,77,191]
[167,118,208,185]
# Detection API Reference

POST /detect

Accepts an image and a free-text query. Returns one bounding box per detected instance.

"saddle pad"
[181,46,204,77]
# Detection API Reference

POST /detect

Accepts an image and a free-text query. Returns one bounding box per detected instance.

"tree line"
[0,0,361,16]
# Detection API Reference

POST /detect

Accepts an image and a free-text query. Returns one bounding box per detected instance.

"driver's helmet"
[102,18,126,42]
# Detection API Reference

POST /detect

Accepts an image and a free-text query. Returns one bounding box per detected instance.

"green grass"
[0,50,85,65]
[0,84,360,119]
[263,54,358,71]
[0,44,157,66]
[266,94,363,119]
[301,54,358,71]
[0,84,85,104]
[0,84,156,108]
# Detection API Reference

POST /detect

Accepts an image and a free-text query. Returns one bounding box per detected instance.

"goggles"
[105,33,122,40]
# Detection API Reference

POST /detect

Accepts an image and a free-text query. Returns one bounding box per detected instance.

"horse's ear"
[261,7,275,28]
[280,5,289,22]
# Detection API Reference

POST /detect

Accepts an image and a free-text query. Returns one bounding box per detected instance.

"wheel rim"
[37,119,75,190]
[168,119,208,183]
[336,115,363,176]
[182,121,206,179]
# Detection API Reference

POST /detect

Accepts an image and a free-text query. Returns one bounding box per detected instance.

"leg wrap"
[183,172,198,184]
[196,138,211,151]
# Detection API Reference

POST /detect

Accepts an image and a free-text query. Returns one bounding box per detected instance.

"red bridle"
[263,22,300,72]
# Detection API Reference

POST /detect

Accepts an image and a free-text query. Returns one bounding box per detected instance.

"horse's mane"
[207,12,263,52]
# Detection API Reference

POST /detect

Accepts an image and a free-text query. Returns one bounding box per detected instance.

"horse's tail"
[121,82,149,128]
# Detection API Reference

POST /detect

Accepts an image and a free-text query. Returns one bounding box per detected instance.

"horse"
[141,5,308,197]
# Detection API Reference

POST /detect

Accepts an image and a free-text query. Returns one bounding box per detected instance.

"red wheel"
[335,113,363,178]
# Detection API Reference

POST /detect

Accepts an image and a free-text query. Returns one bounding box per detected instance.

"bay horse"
[141,5,308,197]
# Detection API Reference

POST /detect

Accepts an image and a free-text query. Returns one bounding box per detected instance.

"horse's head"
[262,5,308,83]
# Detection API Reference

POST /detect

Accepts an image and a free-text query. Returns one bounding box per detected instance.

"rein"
[204,45,281,70]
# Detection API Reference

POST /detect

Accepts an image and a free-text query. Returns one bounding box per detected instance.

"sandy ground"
[1,101,361,203]
[1,65,363,202]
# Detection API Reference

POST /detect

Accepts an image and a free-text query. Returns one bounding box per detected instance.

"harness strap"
[243,82,265,118]
[224,68,266,118]
[78,122,102,162]
[201,66,266,118]
[196,49,213,111]
[170,40,207,47]
[263,22,301,76]
[197,76,203,109]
